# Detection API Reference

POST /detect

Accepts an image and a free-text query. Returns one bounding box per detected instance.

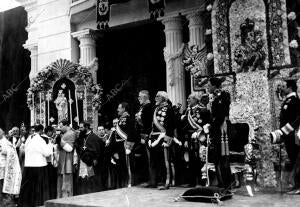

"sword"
[126,151,132,187]
[206,134,210,187]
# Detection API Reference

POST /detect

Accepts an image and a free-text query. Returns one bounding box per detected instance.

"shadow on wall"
[0,6,31,131]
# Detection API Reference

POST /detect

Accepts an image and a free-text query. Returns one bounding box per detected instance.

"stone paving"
[45,187,300,207]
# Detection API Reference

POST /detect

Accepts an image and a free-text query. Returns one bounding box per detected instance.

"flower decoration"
[27,62,104,111]
[205,29,212,35]
[287,12,296,21]
[207,53,214,60]
[289,40,299,48]
[206,4,212,12]
[90,83,104,111]
[26,91,34,109]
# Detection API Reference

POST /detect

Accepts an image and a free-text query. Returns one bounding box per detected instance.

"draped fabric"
[2,140,22,195]
[96,0,110,29]
[148,0,165,19]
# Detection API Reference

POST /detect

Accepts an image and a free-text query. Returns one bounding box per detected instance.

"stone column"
[24,43,38,80]
[186,11,206,93]
[72,29,98,130]
[23,42,38,125]
[162,16,186,108]
[72,29,96,67]
[186,11,204,47]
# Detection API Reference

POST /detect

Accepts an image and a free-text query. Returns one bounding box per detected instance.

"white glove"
[125,149,131,155]
[191,132,198,139]
[203,124,210,134]
[158,133,165,140]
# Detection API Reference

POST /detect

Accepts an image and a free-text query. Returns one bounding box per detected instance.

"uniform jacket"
[151,102,175,138]
[181,104,211,142]
[115,111,135,143]
[136,102,153,136]
[280,92,300,129]
[211,90,231,128]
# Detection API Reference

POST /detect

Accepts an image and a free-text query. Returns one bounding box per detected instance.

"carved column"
[23,42,38,125]
[186,11,204,47]
[24,43,38,80]
[162,16,186,108]
[186,11,206,93]
[72,29,96,67]
[72,29,98,130]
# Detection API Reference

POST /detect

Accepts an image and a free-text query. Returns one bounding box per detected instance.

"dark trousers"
[293,147,300,188]
[149,146,165,186]
[284,134,299,165]
[215,155,232,189]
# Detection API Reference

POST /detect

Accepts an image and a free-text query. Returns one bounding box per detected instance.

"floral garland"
[27,64,103,111]
[90,83,103,111]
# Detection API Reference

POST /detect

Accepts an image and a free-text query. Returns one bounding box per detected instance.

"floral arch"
[27,59,102,128]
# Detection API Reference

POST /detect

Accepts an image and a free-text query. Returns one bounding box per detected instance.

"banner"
[148,0,165,19]
[97,0,110,29]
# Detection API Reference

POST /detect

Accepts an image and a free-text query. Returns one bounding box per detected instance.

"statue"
[55,90,68,123]
[234,18,266,72]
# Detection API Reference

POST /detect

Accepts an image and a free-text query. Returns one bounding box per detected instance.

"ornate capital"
[23,42,38,56]
[71,29,96,41]
[186,11,203,27]
[162,16,184,32]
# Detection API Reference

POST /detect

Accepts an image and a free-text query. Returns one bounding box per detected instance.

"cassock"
[181,104,211,186]
[75,131,105,195]
[209,89,232,189]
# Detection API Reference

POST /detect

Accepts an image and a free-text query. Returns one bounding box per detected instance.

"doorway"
[97,21,166,127]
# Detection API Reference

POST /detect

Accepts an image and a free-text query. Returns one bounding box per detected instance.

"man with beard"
[149,91,176,190]
[74,122,105,194]
[135,90,153,186]
[181,93,211,187]
[207,77,232,189]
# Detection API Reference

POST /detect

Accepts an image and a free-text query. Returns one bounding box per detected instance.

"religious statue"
[234,18,266,73]
[55,90,68,123]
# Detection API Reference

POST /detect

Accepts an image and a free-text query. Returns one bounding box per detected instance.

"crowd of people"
[0,77,299,206]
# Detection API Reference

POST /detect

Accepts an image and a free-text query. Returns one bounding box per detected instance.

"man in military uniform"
[135,90,154,186]
[275,80,300,194]
[207,77,232,189]
[181,93,211,187]
[111,102,135,188]
[148,91,175,190]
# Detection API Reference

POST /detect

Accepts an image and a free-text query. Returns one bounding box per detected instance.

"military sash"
[116,123,128,141]
[153,108,166,133]
[187,109,203,131]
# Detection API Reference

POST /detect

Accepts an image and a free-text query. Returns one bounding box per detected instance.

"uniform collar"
[286,92,297,99]
[158,101,168,108]
[190,104,199,110]
[142,100,150,106]
[120,111,129,118]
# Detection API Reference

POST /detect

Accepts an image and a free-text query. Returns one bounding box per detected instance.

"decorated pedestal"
[26,59,103,130]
